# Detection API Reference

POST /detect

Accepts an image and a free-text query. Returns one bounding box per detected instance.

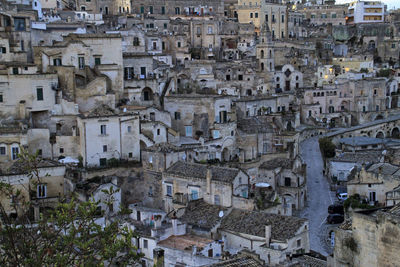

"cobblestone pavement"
[298,137,338,256]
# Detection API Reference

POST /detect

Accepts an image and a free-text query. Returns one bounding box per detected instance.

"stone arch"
[392,127,400,139]
[142,87,153,101]
[376,131,385,139]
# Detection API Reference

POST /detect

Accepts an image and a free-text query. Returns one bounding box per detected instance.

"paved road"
[298,137,337,256]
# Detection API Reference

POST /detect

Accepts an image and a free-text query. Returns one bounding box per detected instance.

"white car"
[337,193,348,201]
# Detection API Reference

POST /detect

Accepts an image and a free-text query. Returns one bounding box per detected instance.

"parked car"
[327,214,344,224]
[328,204,344,214]
[337,193,348,201]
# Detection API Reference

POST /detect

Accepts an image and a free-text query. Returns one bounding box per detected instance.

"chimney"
[154,215,162,229]
[206,167,212,195]
[171,212,178,235]
[265,225,271,247]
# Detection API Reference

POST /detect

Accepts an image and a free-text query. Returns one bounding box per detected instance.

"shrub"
[319,137,336,158]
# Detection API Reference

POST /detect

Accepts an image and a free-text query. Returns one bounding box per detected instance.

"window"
[12,67,18,74]
[174,112,181,120]
[143,239,148,249]
[59,148,64,154]
[197,27,201,35]
[207,26,213,34]
[157,129,160,135]
[94,57,101,65]
[149,6,153,14]
[14,18,26,31]
[127,126,132,132]
[163,23,167,29]
[250,13,253,18]
[175,7,180,15]
[148,186,153,196]
[37,184,47,198]
[162,41,165,50]
[124,67,134,80]
[214,195,220,205]
[0,94,3,102]
[1,47,6,53]
[78,56,85,69]
[191,189,199,200]
[185,126,192,137]
[103,145,107,152]
[255,13,258,18]
[297,239,301,247]
[285,177,291,187]
[0,146,5,155]
[53,58,62,66]
[331,13,337,18]
[161,6,165,14]
[129,152,133,158]
[281,14,284,23]
[238,74,243,81]
[100,125,107,135]
[177,41,181,48]
[11,147,19,160]
[36,88,43,101]
[21,40,24,51]
[166,184,172,196]
[133,37,140,46]
[140,6,144,13]
[213,130,220,139]
[392,43,396,49]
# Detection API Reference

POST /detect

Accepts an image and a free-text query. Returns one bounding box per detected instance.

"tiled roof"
[83,104,118,118]
[260,157,292,170]
[165,161,242,183]
[208,256,264,267]
[220,209,307,241]
[3,159,63,175]
[289,255,327,267]
[367,163,400,176]
[143,143,186,153]
[157,234,213,251]
[180,199,228,230]
[237,117,274,134]
[331,151,383,164]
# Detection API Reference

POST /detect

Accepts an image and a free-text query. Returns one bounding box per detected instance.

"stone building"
[0,160,66,219]
[130,0,225,16]
[236,0,287,38]
[259,156,307,213]
[299,3,348,26]
[347,162,400,205]
[77,104,140,167]
[333,205,400,267]
[162,161,251,211]
[219,209,309,266]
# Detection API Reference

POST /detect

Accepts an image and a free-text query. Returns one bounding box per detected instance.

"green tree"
[319,137,336,158]
[0,149,142,266]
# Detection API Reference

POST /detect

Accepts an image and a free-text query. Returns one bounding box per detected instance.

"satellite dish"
[218,211,224,218]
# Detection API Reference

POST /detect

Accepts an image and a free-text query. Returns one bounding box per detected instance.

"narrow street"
[299,137,337,256]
